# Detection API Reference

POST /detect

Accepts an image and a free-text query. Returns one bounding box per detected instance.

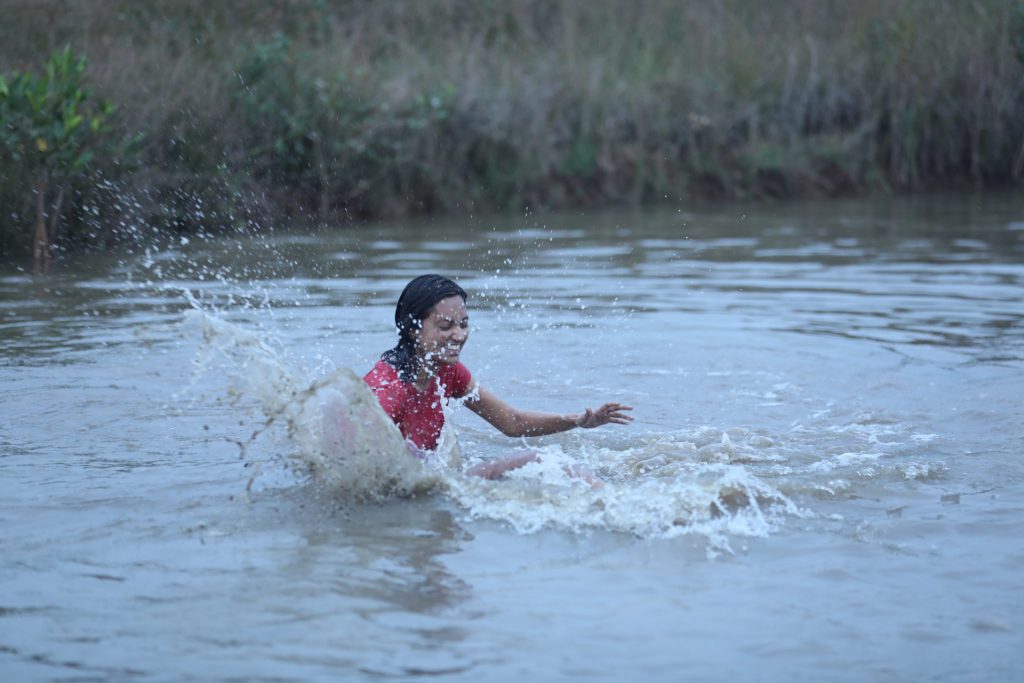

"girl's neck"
[412,361,437,392]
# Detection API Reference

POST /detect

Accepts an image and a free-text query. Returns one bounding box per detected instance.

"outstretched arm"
[464,385,633,438]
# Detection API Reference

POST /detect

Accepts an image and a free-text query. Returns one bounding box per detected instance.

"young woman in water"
[364,274,633,479]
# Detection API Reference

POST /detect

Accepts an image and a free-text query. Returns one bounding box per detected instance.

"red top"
[363,360,473,451]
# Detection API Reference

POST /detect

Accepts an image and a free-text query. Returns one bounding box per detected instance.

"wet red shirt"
[363,361,473,451]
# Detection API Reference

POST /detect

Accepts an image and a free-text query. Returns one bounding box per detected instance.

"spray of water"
[184,308,445,499]
[184,307,803,551]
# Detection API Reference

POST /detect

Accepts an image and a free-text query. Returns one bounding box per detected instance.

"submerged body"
[363,359,472,452]
[364,274,633,478]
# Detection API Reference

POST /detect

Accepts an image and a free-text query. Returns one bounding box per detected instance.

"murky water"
[2,195,1022,681]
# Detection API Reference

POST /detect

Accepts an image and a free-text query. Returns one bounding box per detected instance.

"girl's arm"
[464,450,539,479]
[464,385,632,438]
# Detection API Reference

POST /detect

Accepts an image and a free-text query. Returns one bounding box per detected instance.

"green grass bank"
[2,0,1023,260]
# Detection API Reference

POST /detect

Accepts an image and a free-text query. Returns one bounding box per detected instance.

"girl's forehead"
[429,296,468,320]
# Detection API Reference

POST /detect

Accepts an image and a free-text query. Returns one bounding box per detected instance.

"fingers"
[600,403,633,420]
[579,402,634,428]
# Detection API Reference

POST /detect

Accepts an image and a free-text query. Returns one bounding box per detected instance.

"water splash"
[184,309,803,549]
[446,448,800,550]
[184,309,442,499]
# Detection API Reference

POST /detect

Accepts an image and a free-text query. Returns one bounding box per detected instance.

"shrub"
[0,47,135,268]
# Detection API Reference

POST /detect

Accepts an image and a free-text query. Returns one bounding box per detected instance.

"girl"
[364,274,633,479]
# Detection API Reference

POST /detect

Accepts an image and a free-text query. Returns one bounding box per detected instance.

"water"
[1,195,1022,681]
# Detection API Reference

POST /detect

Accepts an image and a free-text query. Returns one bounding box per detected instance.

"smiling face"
[416,295,469,369]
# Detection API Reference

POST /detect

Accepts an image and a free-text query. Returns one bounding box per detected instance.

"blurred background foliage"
[1,0,1023,259]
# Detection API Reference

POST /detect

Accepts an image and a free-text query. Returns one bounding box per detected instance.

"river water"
[1,195,1022,681]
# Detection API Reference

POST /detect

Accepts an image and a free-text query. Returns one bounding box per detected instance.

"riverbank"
[2,0,1022,258]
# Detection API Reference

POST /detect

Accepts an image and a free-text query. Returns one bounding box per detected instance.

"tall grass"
[1,0,1022,254]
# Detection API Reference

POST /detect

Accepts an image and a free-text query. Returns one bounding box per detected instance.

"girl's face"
[416,295,469,367]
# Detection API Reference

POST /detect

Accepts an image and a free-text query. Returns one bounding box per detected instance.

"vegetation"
[1,0,1023,259]
[0,47,133,268]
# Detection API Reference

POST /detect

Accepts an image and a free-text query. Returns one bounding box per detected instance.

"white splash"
[184,309,803,547]
[184,309,441,499]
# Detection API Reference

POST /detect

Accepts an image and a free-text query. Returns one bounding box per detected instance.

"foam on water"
[447,447,801,547]
[185,309,809,549]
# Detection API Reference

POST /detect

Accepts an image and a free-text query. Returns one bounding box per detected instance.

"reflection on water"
[2,195,1020,364]
[265,493,477,676]
[308,496,482,677]
[302,501,471,617]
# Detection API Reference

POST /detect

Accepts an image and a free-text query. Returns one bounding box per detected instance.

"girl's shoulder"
[438,362,473,398]
[364,360,401,387]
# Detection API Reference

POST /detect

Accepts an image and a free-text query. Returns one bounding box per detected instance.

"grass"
[1,0,1022,256]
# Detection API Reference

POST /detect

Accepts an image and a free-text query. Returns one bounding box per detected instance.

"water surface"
[1,194,1022,681]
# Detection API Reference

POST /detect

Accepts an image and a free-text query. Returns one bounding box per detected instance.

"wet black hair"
[381,274,467,382]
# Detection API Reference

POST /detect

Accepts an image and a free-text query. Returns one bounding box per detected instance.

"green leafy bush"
[234,36,461,219]
[2,2,1022,245]
[0,47,133,268]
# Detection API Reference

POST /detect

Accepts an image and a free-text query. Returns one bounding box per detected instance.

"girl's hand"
[575,403,634,429]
